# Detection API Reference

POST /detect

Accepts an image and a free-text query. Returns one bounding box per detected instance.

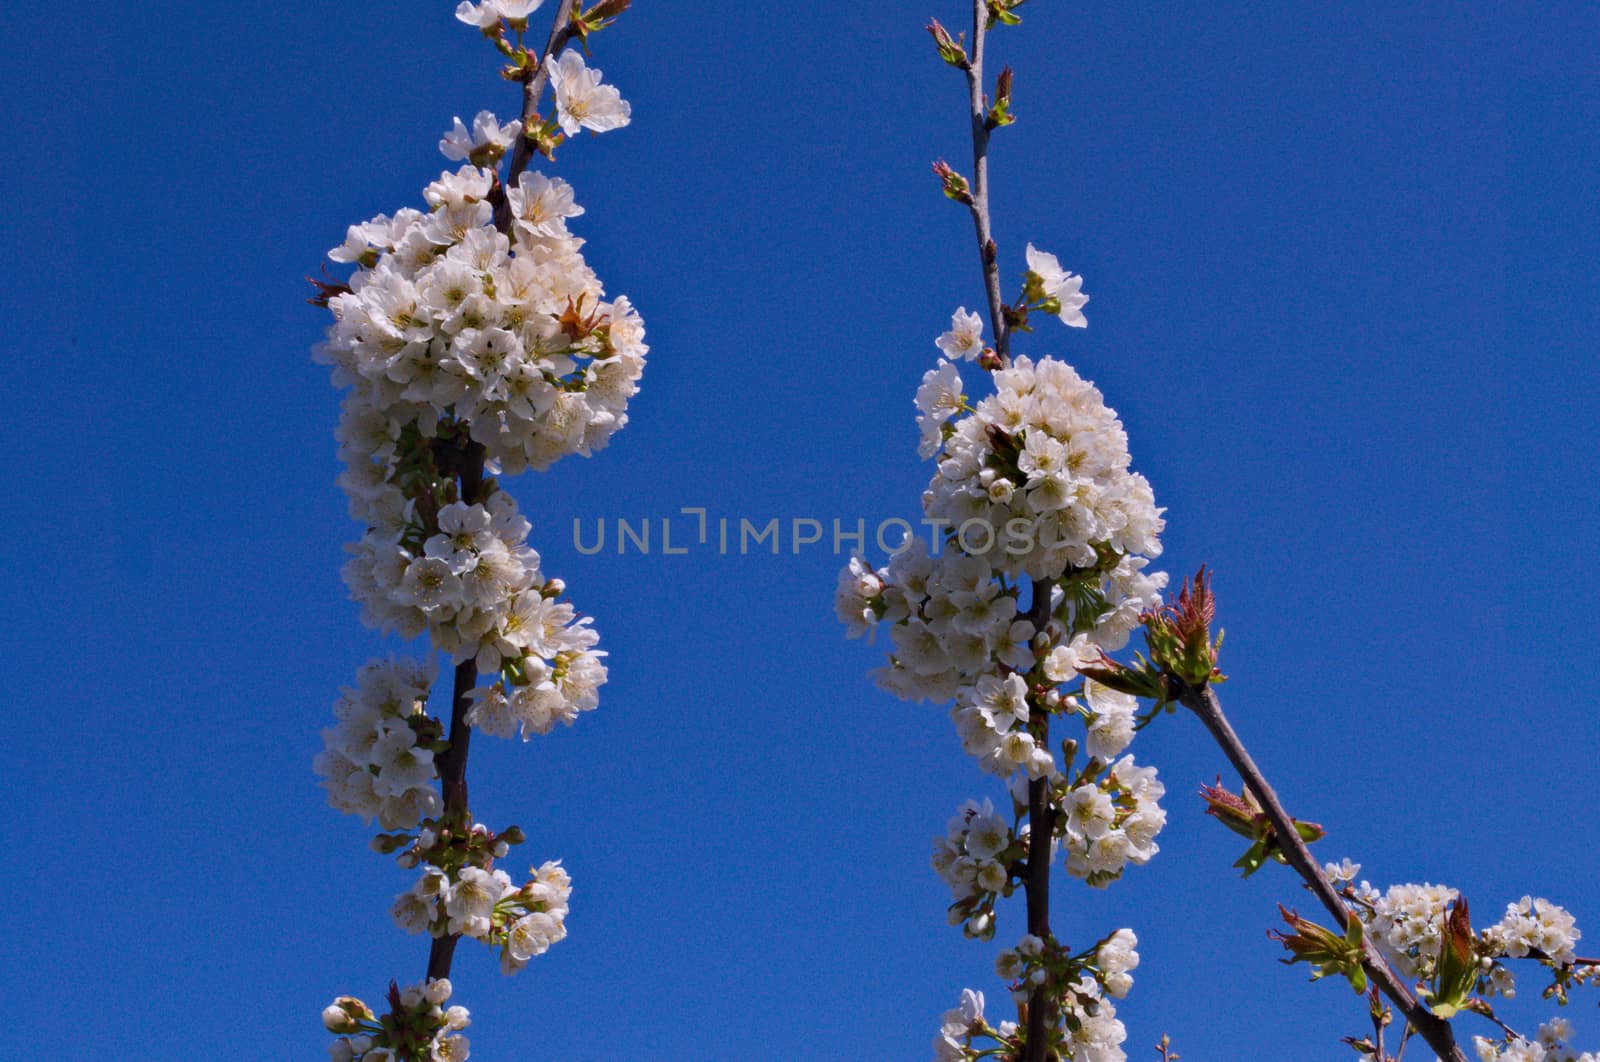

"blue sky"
[6,1,1599,1058]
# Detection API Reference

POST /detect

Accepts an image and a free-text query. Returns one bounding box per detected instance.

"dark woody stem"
[1179,683,1466,1062]
[1023,578,1055,1062]
[961,0,1011,363]
[426,0,580,987]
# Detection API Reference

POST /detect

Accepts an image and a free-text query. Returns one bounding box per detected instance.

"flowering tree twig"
[1178,682,1467,1062]
[960,0,1011,363]
[313,0,642,1055]
[427,0,580,986]
[491,0,580,231]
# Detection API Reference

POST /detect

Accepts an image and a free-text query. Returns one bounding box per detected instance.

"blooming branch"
[310,0,643,1055]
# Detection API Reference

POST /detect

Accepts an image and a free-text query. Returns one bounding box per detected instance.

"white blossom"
[439,110,523,162]
[545,50,631,136]
[936,307,986,361]
[1025,243,1089,327]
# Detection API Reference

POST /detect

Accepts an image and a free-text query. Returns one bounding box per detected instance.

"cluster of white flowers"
[315,659,443,830]
[324,978,469,1062]
[933,798,1016,900]
[320,106,639,736]
[917,353,1164,582]
[847,287,1167,1060]
[1475,1019,1600,1062]
[931,797,1033,938]
[1485,897,1582,964]
[316,4,640,1050]
[952,670,1055,778]
[839,545,1162,710]
[338,487,607,725]
[1355,881,1460,980]
[1056,755,1165,887]
[319,159,646,479]
[1058,975,1129,1062]
[837,343,1165,719]
[392,860,571,975]
[1096,928,1141,999]
[985,931,1137,1062]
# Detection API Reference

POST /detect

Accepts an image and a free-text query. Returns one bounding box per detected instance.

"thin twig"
[1179,684,1466,1062]
[426,0,580,985]
[1395,1023,1414,1062]
[961,0,1011,362]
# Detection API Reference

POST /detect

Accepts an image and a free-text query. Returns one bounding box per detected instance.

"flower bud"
[323,998,368,1033]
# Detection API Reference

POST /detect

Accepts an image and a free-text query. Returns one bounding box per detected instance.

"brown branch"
[1179,683,1466,1062]
[1023,577,1054,1062]
[426,442,486,981]
[960,0,1011,363]
[426,0,580,986]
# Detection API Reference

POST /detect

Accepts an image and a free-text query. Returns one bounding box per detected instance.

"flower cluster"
[841,258,1167,1059]
[316,4,641,1045]
[392,859,572,976]
[1054,755,1166,887]
[839,543,1163,710]
[985,931,1136,1062]
[1355,881,1460,981]
[319,160,647,478]
[315,659,444,830]
[320,117,633,728]
[932,797,1029,938]
[1485,897,1582,965]
[839,351,1165,710]
[1474,1018,1600,1062]
[917,353,1163,582]
[323,978,469,1062]
[952,671,1054,779]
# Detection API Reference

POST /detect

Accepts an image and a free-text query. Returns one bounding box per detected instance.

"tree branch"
[961,0,1011,363]
[1023,577,1054,1062]
[426,0,579,985]
[426,442,486,981]
[1179,684,1466,1062]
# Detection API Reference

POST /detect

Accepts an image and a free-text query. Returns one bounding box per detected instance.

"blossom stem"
[1179,684,1466,1062]
[962,0,1011,363]
[1023,577,1055,1062]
